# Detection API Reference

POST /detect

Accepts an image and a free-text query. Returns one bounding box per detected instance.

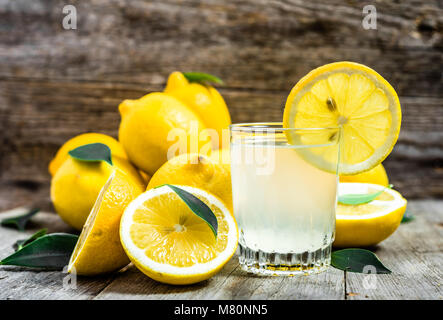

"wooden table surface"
[0,200,441,300]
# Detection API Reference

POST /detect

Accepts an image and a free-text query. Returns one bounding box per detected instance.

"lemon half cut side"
[283,61,401,175]
[68,168,144,275]
[120,185,238,285]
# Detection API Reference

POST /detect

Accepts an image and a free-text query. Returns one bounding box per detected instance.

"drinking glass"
[230,122,340,275]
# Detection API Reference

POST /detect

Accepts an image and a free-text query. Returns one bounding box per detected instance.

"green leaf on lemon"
[338,184,393,205]
[68,143,113,166]
[401,207,414,223]
[183,72,224,85]
[0,233,79,270]
[13,228,48,251]
[331,248,391,274]
[1,208,40,231]
[165,184,218,239]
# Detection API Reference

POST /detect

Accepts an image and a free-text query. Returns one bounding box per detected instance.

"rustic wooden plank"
[345,200,443,300]
[94,255,345,300]
[0,201,442,299]
[0,208,114,299]
[0,0,441,97]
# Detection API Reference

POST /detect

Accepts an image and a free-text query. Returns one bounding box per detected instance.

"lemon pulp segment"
[130,192,229,267]
[120,185,238,285]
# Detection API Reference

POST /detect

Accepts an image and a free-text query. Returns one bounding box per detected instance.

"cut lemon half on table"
[334,182,407,247]
[283,61,401,175]
[68,168,144,275]
[120,185,238,285]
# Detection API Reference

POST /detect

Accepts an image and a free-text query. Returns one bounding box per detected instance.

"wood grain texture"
[0,0,442,210]
[345,200,443,300]
[0,201,441,299]
[94,257,345,300]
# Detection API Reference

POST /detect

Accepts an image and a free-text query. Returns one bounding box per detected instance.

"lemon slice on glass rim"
[283,61,401,175]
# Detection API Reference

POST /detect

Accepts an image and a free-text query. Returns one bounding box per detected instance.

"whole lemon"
[164,72,231,149]
[49,133,128,176]
[118,92,211,176]
[147,149,232,212]
[340,163,389,186]
[51,156,145,230]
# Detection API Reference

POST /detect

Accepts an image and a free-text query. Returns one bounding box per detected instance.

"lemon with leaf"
[147,149,232,212]
[335,182,407,247]
[118,92,211,176]
[51,144,144,230]
[120,185,238,285]
[164,72,231,149]
[49,133,128,176]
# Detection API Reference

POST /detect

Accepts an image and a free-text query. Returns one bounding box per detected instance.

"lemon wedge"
[283,61,401,175]
[335,182,407,247]
[120,185,238,285]
[68,168,144,275]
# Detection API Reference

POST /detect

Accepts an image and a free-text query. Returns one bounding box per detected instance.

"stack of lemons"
[50,72,236,282]
[50,64,406,284]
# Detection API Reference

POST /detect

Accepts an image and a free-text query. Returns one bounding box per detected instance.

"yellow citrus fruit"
[68,168,144,275]
[49,133,128,176]
[147,149,232,212]
[164,72,231,149]
[118,92,211,176]
[334,182,407,247]
[283,61,402,175]
[112,158,146,187]
[340,163,389,186]
[51,157,145,230]
[138,170,151,185]
[120,185,238,285]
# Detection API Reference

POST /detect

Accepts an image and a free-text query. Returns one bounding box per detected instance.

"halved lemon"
[334,182,407,247]
[120,185,238,285]
[283,61,401,175]
[68,168,144,275]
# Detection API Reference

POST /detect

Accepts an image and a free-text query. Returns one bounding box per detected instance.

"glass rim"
[229,122,340,132]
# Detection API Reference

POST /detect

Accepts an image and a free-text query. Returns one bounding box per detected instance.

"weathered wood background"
[0,0,442,210]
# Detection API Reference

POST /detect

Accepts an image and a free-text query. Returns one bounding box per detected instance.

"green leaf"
[338,184,393,205]
[1,208,40,231]
[165,184,218,239]
[68,143,113,166]
[0,233,79,270]
[13,228,48,251]
[401,207,414,223]
[331,248,392,274]
[183,72,224,86]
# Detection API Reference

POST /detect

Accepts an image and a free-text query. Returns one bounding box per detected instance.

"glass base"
[238,243,332,276]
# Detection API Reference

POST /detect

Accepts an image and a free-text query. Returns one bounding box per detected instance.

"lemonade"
[230,123,339,275]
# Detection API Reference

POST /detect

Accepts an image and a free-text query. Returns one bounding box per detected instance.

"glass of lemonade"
[230,122,340,276]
